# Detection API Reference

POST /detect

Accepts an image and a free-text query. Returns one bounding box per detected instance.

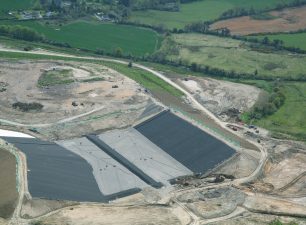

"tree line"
[246,83,286,121]
[179,20,306,55]
[219,0,306,20]
[0,25,44,42]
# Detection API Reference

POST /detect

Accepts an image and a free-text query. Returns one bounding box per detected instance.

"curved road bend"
[0,48,267,224]
[0,48,267,182]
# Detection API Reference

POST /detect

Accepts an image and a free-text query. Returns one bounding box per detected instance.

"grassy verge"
[0,36,99,57]
[102,61,184,97]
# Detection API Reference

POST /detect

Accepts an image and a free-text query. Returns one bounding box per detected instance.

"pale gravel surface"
[98,127,193,185]
[57,137,148,195]
[179,77,260,119]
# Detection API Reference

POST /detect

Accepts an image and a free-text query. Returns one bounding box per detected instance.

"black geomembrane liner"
[135,111,236,174]
[1,137,140,202]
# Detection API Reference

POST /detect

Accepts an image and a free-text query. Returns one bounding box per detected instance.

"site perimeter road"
[0,48,266,181]
[0,106,105,128]
[0,48,267,225]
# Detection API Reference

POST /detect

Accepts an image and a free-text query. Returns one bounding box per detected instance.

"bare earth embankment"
[211,6,306,35]
[39,205,189,225]
[0,149,17,219]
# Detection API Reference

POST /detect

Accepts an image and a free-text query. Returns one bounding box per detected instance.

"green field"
[158,33,306,80]
[0,0,33,11]
[254,82,306,141]
[0,20,161,57]
[129,0,297,29]
[253,32,306,51]
[0,0,34,18]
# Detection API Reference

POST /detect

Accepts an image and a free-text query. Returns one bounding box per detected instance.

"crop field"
[129,0,297,29]
[159,33,306,80]
[0,20,161,56]
[253,32,306,51]
[254,82,306,141]
[211,6,306,35]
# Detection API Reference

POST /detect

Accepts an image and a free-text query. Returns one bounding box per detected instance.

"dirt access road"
[0,48,269,225]
[0,106,105,128]
[0,48,266,183]
[0,47,263,152]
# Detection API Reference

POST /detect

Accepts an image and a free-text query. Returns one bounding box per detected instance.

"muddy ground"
[177,77,260,122]
[177,187,245,219]
[244,139,306,197]
[0,218,7,225]
[211,6,306,35]
[208,213,306,225]
[21,198,78,219]
[0,149,18,219]
[37,204,190,225]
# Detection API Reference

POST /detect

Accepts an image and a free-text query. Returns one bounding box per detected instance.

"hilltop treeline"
[0,25,72,48]
[121,0,180,11]
[0,25,44,42]
[246,84,286,120]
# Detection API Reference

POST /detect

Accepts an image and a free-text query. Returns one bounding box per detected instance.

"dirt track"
[1,48,305,225]
[211,6,306,35]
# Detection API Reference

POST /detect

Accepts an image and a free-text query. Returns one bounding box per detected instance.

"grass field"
[0,0,33,18]
[0,20,161,57]
[254,82,306,141]
[129,0,297,29]
[253,32,306,51]
[159,33,306,80]
[0,0,33,11]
